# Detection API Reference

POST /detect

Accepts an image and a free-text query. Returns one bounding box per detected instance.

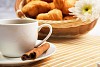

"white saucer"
[0,40,56,66]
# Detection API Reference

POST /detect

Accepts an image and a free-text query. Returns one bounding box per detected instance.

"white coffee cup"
[0,19,52,57]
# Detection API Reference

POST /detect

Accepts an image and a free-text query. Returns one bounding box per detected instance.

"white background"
[0,0,16,19]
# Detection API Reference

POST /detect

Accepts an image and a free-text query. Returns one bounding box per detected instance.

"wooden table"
[0,35,100,67]
[18,35,100,67]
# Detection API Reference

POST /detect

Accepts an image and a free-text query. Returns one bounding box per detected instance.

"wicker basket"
[15,0,97,38]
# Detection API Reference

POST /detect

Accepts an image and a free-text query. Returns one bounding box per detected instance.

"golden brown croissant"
[64,15,77,20]
[26,0,32,3]
[22,1,50,17]
[37,9,63,20]
[49,2,55,10]
[26,0,53,3]
[53,0,64,10]
[53,0,76,15]
[41,0,53,3]
[26,0,41,3]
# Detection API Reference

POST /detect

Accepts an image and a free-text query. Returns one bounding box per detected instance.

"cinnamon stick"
[21,43,50,61]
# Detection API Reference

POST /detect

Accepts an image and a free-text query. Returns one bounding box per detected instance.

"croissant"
[26,0,33,3]
[53,0,76,15]
[22,1,50,17]
[64,15,77,20]
[49,2,55,10]
[53,0,64,10]
[36,9,63,20]
[41,0,53,3]
[26,0,52,4]
[26,0,41,3]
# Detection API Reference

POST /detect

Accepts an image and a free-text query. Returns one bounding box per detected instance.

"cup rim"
[0,18,38,25]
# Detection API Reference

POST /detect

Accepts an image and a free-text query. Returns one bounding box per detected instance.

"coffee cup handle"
[35,24,52,47]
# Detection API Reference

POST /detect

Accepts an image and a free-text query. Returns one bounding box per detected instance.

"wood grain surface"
[1,35,100,67]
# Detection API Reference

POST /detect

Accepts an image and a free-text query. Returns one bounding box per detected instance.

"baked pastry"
[26,0,30,3]
[26,0,41,3]
[49,2,55,10]
[64,15,76,20]
[26,0,52,4]
[22,1,50,17]
[37,9,63,20]
[53,0,76,15]
[37,13,49,20]
[41,0,53,3]
[53,0,64,10]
